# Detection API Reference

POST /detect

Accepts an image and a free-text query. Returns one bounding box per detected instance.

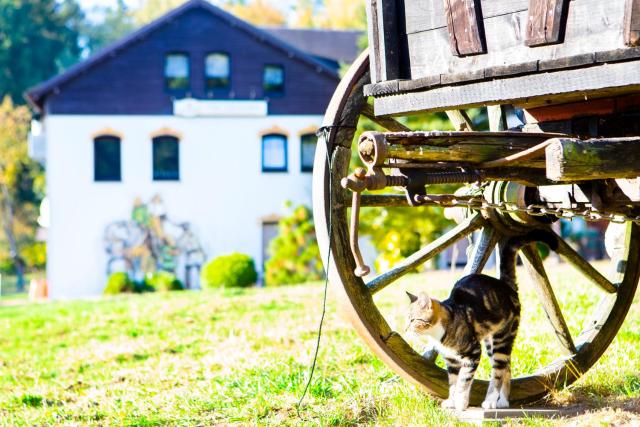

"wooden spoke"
[521,245,578,355]
[553,232,618,294]
[446,110,474,131]
[367,214,484,294]
[463,226,500,275]
[361,103,411,132]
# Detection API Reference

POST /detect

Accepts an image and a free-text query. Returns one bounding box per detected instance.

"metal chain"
[432,196,640,225]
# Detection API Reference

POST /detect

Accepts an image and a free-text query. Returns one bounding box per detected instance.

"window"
[164,53,189,90]
[205,52,230,89]
[153,136,180,181]
[94,136,121,182]
[262,134,287,172]
[263,65,284,93]
[300,133,318,172]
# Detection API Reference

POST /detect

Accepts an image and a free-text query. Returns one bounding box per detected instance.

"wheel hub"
[483,181,551,235]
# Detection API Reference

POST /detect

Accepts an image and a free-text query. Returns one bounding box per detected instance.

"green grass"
[0,262,639,426]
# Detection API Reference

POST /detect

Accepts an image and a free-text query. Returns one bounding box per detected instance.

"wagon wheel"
[312,51,640,405]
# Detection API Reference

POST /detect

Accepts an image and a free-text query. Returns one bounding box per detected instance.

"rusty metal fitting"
[358,132,387,167]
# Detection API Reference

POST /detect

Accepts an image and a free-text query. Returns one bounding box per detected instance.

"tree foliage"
[0,97,45,287]
[226,0,286,27]
[265,203,323,286]
[292,0,366,29]
[0,0,82,103]
[81,0,136,54]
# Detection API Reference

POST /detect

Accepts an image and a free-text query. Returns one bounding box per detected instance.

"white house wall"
[45,114,321,298]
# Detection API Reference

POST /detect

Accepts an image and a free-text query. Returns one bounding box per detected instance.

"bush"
[144,271,183,292]
[264,204,323,286]
[22,242,46,270]
[104,272,134,295]
[201,253,257,288]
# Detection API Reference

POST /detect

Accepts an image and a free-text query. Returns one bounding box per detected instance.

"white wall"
[45,114,321,298]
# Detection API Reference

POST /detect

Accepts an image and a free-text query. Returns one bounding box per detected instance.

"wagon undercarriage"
[313,0,640,406]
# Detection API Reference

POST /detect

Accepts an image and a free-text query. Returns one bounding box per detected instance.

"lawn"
[1,263,639,426]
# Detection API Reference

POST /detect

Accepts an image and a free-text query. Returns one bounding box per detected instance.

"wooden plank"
[443,0,486,56]
[373,61,640,116]
[463,226,499,275]
[403,0,529,36]
[545,137,640,181]
[625,0,640,46]
[525,0,570,47]
[366,0,401,83]
[404,0,625,84]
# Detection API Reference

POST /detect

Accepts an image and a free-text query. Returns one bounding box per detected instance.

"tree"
[226,0,286,27]
[0,0,83,104]
[0,97,44,291]
[265,203,323,286]
[81,0,136,54]
[133,0,187,26]
[291,0,315,28]
[315,0,366,30]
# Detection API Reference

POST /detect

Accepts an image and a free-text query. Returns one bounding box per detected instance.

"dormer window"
[263,65,284,93]
[206,52,230,89]
[165,53,189,90]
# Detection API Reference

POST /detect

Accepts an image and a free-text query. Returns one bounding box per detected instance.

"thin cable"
[296,137,333,418]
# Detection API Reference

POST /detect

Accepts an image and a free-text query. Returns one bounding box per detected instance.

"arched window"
[164,53,190,90]
[94,135,121,182]
[300,133,318,172]
[262,134,288,172]
[205,52,230,89]
[153,136,180,181]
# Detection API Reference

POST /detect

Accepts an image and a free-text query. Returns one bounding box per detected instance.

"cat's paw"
[481,397,499,409]
[454,396,469,411]
[441,398,455,409]
[496,397,510,409]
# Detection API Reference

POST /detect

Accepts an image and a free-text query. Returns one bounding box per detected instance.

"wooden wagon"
[312,0,640,405]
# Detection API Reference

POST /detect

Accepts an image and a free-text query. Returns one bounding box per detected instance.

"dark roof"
[264,28,362,64]
[25,0,340,111]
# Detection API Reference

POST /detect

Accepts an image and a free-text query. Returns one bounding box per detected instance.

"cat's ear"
[406,291,418,303]
[418,292,432,309]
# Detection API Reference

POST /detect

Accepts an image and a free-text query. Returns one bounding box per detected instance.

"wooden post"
[625,0,640,46]
[443,0,486,56]
[366,0,400,83]
[525,0,570,47]
[545,137,640,181]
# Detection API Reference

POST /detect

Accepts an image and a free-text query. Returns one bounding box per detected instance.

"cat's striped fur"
[406,230,557,410]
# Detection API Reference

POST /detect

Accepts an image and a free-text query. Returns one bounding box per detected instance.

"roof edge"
[25,0,340,111]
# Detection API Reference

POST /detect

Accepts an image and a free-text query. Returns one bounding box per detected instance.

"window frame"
[93,135,122,182]
[261,133,288,173]
[300,133,318,173]
[205,51,231,90]
[152,135,180,181]
[164,52,190,91]
[262,64,285,94]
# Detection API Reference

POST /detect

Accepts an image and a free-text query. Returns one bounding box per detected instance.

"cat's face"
[406,292,437,335]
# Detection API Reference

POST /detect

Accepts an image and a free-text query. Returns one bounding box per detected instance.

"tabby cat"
[406,230,557,410]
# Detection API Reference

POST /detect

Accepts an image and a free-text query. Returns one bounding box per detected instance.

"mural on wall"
[104,195,206,288]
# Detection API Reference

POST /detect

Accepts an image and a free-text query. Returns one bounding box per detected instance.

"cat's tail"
[499,229,558,290]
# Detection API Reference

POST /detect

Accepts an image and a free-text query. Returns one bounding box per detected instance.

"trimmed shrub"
[144,271,184,292]
[104,272,134,295]
[264,204,323,286]
[201,253,257,288]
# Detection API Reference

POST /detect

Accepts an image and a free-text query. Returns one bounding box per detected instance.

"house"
[26,0,360,298]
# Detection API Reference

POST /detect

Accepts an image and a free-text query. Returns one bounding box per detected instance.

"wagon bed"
[366,0,640,115]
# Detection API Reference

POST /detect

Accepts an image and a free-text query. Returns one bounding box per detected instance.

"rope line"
[296,135,333,419]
